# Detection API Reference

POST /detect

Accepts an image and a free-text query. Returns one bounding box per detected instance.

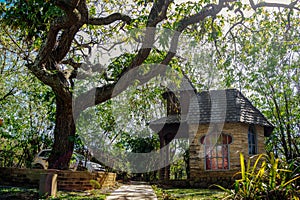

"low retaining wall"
[189,170,239,188]
[154,171,240,189]
[0,167,116,191]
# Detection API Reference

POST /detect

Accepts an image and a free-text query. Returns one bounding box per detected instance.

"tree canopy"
[0,0,299,171]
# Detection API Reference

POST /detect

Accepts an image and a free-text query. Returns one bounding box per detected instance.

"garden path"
[106,181,157,200]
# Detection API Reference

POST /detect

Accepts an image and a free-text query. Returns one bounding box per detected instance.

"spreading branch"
[74,0,172,114]
[161,2,225,65]
[61,58,82,69]
[75,0,227,115]
[249,0,300,11]
[30,0,131,98]
[0,88,15,102]
[31,0,300,116]
[120,0,172,75]
[88,13,131,25]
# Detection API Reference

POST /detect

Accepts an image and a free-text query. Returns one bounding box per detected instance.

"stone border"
[0,167,116,191]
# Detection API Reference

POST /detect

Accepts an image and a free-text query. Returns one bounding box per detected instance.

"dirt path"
[106,181,157,200]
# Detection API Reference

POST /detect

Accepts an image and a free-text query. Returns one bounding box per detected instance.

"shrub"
[216,153,300,200]
[90,180,101,189]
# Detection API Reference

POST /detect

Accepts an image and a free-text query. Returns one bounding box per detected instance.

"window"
[248,125,257,155]
[200,132,232,170]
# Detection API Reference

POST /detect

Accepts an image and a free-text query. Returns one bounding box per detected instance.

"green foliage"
[120,133,159,153]
[0,74,55,167]
[1,0,63,42]
[170,159,186,180]
[116,132,160,175]
[0,27,55,168]
[220,8,300,161]
[0,0,299,173]
[216,153,300,200]
[89,180,101,189]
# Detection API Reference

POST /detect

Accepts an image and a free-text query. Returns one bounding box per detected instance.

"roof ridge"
[197,88,239,93]
[236,90,274,127]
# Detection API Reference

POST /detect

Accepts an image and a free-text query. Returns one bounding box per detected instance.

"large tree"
[1,0,299,169]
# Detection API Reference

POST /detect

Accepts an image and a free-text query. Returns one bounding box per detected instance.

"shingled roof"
[150,89,274,136]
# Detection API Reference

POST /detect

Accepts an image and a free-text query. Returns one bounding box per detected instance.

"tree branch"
[88,13,131,25]
[51,0,89,63]
[31,0,135,100]
[119,0,172,75]
[39,0,88,65]
[0,88,15,102]
[73,63,167,119]
[161,2,225,65]
[249,0,300,11]
[147,0,172,27]
[75,1,228,114]
[224,7,245,38]
[61,58,82,69]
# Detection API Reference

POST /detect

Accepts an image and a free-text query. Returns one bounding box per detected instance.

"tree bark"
[47,95,75,169]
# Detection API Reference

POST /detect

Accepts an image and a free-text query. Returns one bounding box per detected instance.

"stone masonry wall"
[189,122,266,187]
[0,167,116,191]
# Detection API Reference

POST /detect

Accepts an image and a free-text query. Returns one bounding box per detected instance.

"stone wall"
[0,167,116,191]
[189,170,240,188]
[189,122,266,183]
[154,171,240,188]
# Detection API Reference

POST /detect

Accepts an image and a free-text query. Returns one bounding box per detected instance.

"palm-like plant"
[216,153,300,200]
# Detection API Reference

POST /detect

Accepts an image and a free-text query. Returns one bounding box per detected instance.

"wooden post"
[39,173,57,198]
[159,132,165,180]
[165,143,170,181]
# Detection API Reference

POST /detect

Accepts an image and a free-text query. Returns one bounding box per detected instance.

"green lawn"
[0,186,110,200]
[0,186,39,200]
[153,186,226,200]
[0,185,226,200]
[50,190,108,200]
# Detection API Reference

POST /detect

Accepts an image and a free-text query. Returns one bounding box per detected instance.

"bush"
[90,180,101,189]
[216,153,300,200]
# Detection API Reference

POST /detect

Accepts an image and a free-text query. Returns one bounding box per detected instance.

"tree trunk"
[48,95,75,170]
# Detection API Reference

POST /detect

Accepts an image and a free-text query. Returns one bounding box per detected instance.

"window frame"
[200,132,232,171]
[248,125,257,155]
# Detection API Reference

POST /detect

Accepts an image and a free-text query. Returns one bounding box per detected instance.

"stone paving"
[106,182,157,200]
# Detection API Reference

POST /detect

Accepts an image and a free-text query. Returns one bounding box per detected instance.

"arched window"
[248,125,257,155]
[200,132,232,170]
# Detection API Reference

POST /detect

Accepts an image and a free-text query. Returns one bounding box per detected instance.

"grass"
[152,185,225,200]
[0,186,39,200]
[1,184,226,200]
[0,186,110,200]
[50,190,108,200]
